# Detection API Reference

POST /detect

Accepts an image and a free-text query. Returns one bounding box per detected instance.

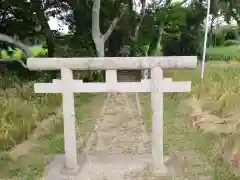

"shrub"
[224,28,237,41]
[212,26,238,47]
[161,3,204,56]
[206,45,240,61]
[212,31,225,46]
[223,40,240,47]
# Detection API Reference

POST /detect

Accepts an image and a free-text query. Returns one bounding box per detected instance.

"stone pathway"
[87,92,149,154]
[79,93,151,179]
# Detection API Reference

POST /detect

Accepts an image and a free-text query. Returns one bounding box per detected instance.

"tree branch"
[103,13,123,42]
[231,9,240,27]
[92,0,101,43]
[131,0,146,42]
[0,34,32,57]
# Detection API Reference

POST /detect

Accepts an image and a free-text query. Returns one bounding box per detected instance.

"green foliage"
[225,29,238,40]
[223,40,240,47]
[161,2,205,56]
[212,26,239,47]
[218,0,240,31]
[206,45,240,61]
[212,31,225,47]
[0,73,61,150]
[42,42,48,49]
[91,71,105,82]
[1,46,47,59]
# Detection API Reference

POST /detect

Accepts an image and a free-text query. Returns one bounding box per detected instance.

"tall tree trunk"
[148,25,163,56]
[92,0,104,57]
[209,16,215,47]
[128,0,146,56]
[92,0,124,82]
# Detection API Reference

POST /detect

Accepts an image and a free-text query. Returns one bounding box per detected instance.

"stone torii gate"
[27,56,197,179]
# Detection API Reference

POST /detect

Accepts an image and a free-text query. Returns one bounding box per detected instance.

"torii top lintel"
[27,56,197,71]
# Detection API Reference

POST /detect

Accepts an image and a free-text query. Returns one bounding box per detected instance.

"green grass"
[206,45,240,61]
[0,70,102,152]
[155,44,240,62]
[141,64,240,180]
[0,74,62,151]
[0,93,103,179]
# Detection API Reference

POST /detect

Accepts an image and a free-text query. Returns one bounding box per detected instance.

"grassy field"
[207,45,240,61]
[141,63,240,180]
[0,92,103,179]
[155,44,240,61]
[0,65,104,179]
[0,75,61,151]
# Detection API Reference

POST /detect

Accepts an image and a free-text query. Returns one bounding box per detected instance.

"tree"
[218,0,240,31]
[0,0,69,57]
[160,1,205,56]
[91,0,125,57]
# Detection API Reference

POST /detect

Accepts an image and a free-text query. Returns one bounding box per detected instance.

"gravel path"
[88,93,149,154]
[79,93,151,179]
